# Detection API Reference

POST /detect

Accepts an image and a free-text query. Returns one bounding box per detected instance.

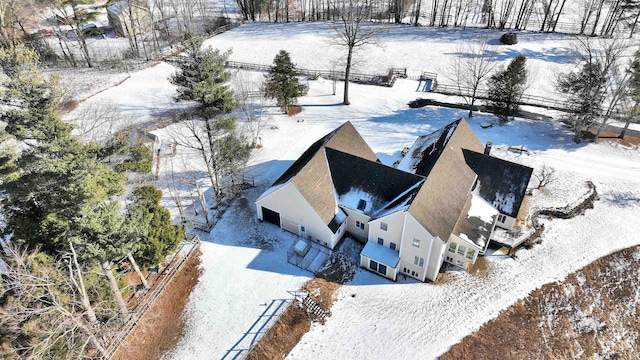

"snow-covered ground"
[59,22,640,359]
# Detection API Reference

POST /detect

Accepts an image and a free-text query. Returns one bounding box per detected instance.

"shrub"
[500,32,518,45]
[129,186,186,268]
[58,98,79,113]
[288,106,302,116]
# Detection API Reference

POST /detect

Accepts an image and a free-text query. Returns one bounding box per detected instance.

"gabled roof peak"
[273,121,377,186]
[397,118,467,177]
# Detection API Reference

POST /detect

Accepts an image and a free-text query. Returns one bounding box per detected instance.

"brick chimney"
[484,141,493,155]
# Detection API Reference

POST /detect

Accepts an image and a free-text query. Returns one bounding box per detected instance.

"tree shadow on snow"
[446,47,578,64]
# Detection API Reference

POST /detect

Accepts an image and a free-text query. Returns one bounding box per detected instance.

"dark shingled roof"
[407,119,485,241]
[325,148,424,215]
[462,149,534,218]
[261,118,531,243]
[397,119,463,177]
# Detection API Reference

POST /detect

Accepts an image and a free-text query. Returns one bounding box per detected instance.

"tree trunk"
[100,259,129,320]
[69,243,98,324]
[194,179,212,228]
[619,120,630,138]
[72,314,107,357]
[127,253,149,289]
[343,45,353,105]
[551,0,567,32]
[414,0,422,25]
[469,89,477,117]
[540,0,553,31]
[0,9,11,49]
[629,11,640,38]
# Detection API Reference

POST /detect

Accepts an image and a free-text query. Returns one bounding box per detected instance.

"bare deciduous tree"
[0,245,109,358]
[444,39,497,117]
[333,0,385,105]
[64,103,120,143]
[68,242,98,324]
[557,37,631,142]
[233,71,269,148]
[534,164,557,189]
[44,0,100,68]
[127,252,149,289]
[164,153,189,225]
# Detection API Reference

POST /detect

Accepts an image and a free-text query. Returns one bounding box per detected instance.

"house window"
[498,214,506,223]
[412,238,420,248]
[390,242,397,251]
[446,256,453,263]
[369,260,378,271]
[414,256,424,267]
[448,242,456,253]
[466,248,475,260]
[377,238,384,246]
[378,264,387,275]
[355,220,365,230]
[357,199,367,211]
[380,222,388,231]
[457,245,466,256]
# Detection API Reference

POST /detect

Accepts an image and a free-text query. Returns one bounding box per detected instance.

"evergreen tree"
[0,46,184,325]
[488,54,528,121]
[264,50,305,113]
[170,45,250,197]
[0,46,125,253]
[128,186,185,268]
[556,61,607,142]
[170,42,237,119]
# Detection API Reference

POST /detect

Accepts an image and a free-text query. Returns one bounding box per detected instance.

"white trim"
[425,235,434,281]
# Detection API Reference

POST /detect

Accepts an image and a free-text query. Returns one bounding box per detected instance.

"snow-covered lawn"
[60,22,640,359]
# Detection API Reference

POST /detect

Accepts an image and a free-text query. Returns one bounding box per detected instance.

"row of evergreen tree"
[0,45,185,358]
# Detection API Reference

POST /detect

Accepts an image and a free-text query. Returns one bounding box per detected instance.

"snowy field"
[59,22,640,359]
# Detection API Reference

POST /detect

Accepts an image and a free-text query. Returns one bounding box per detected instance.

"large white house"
[255,119,532,282]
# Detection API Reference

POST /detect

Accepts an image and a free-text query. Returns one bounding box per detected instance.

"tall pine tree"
[488,54,528,121]
[170,42,250,198]
[264,50,305,113]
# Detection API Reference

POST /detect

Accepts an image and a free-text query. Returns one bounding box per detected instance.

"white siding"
[496,214,516,230]
[444,234,482,270]
[398,214,444,282]
[368,211,404,250]
[256,183,338,248]
[342,207,371,241]
[360,254,398,281]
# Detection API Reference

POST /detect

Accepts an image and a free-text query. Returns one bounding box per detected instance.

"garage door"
[261,207,281,226]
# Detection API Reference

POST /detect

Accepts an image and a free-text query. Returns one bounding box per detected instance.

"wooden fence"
[226,61,397,86]
[226,57,624,116]
[104,235,201,359]
[433,83,573,112]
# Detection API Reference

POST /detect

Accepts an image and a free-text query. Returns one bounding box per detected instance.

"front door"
[298,225,307,239]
